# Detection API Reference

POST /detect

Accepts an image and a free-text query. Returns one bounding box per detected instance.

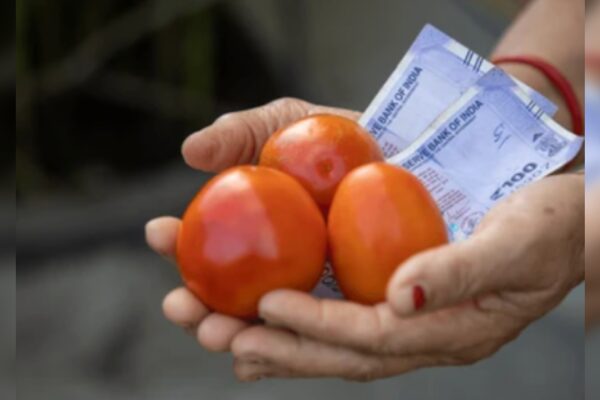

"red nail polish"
[412,285,426,310]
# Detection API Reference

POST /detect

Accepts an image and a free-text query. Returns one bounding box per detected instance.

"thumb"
[181,98,312,172]
[386,229,516,316]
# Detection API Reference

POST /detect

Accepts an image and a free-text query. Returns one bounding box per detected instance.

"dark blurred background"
[3,0,15,399]
[14,1,586,399]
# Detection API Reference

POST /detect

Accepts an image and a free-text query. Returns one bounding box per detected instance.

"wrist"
[496,63,571,128]
[587,54,600,82]
[569,173,585,285]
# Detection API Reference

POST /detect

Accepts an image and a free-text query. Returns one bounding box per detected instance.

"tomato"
[176,166,327,318]
[259,114,383,213]
[328,162,448,304]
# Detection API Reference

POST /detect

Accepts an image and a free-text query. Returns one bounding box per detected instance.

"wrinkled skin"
[584,0,600,328]
[146,98,584,381]
[587,187,600,327]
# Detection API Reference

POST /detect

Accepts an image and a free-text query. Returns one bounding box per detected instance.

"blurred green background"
[15,0,525,202]
[2,1,15,399]
[16,0,283,198]
[13,1,587,399]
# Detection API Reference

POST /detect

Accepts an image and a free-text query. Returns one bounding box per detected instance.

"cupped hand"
[230,172,583,381]
[145,98,359,352]
[146,98,584,382]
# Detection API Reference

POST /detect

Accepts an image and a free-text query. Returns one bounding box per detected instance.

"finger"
[389,173,585,317]
[308,105,361,121]
[181,98,361,172]
[182,98,312,172]
[259,290,514,356]
[162,287,209,330]
[145,216,181,261]
[259,290,388,353]
[386,228,516,316]
[231,325,432,381]
[196,313,249,352]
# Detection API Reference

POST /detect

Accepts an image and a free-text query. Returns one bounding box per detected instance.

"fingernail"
[144,220,168,257]
[412,285,426,311]
[391,285,427,315]
[144,220,158,238]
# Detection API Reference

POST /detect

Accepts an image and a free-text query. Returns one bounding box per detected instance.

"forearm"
[556,173,585,288]
[586,188,600,327]
[586,3,600,327]
[491,0,585,129]
[587,0,600,80]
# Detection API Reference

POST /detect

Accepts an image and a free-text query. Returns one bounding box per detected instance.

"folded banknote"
[388,68,582,241]
[313,25,581,299]
[360,24,558,158]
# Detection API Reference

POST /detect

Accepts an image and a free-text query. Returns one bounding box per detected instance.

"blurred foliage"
[15,0,518,200]
[16,0,284,200]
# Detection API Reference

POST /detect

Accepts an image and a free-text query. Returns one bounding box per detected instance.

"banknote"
[312,25,576,299]
[586,84,600,186]
[388,68,583,241]
[360,24,558,158]
[313,67,581,297]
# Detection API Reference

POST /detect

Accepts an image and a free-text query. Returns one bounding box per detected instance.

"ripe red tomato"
[176,166,327,318]
[259,114,383,213]
[328,162,448,304]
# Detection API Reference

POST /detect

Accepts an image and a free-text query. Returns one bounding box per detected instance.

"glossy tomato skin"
[328,163,448,304]
[259,114,383,213]
[176,166,327,319]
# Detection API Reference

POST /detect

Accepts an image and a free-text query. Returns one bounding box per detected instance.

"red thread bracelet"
[492,55,583,136]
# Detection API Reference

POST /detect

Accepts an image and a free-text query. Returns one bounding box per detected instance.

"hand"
[146,98,584,382]
[145,97,359,352]
[229,173,583,381]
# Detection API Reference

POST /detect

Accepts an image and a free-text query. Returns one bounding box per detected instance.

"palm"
[146,98,360,351]
[146,98,583,381]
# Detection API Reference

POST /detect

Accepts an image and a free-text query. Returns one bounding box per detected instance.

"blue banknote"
[388,68,583,241]
[360,24,558,158]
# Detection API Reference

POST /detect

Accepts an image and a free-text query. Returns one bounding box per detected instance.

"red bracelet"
[492,55,584,136]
